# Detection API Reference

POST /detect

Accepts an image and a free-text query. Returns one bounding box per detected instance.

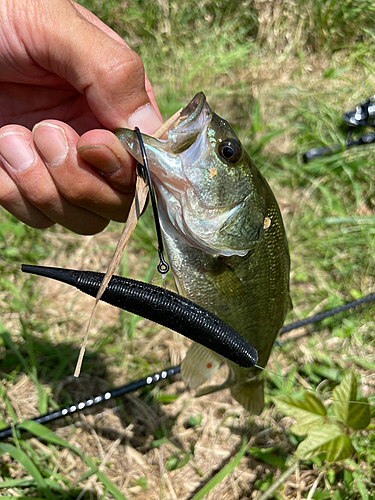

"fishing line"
[134,127,169,277]
[254,365,375,406]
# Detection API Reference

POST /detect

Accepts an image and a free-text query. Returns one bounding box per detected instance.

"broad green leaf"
[296,424,353,462]
[332,371,357,424]
[332,371,370,429]
[0,442,56,500]
[347,398,371,430]
[273,392,327,435]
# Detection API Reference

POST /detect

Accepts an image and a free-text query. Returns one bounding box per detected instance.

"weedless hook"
[135,127,169,277]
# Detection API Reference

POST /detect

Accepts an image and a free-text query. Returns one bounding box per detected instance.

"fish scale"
[116,92,291,414]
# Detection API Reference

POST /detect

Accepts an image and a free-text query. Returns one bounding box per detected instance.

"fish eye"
[218,139,242,163]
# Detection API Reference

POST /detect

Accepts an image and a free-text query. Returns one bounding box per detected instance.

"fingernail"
[127,103,163,135]
[33,123,68,167]
[0,132,35,172]
[78,144,121,174]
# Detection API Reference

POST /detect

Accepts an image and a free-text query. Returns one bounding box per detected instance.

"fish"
[115,92,291,414]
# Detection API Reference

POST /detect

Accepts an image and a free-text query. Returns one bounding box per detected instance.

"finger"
[76,130,136,193]
[73,1,160,114]
[32,120,135,222]
[0,163,55,229]
[0,124,109,234]
[145,75,161,119]
[31,0,163,132]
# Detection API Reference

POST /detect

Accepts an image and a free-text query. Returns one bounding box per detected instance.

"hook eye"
[157,251,169,275]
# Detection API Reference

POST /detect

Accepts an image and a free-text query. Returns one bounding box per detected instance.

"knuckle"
[101,48,146,97]
[25,187,57,210]
[64,180,96,205]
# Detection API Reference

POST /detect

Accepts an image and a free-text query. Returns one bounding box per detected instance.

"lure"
[21,264,258,368]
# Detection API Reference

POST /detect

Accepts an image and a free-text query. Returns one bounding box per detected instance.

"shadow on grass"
[0,329,183,453]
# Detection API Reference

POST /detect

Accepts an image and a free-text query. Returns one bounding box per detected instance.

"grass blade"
[19,421,128,500]
[0,442,56,500]
[190,437,248,500]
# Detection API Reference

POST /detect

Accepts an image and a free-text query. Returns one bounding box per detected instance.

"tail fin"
[230,379,264,414]
[195,377,264,414]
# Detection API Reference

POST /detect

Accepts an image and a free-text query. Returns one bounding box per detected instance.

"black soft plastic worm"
[21,265,258,368]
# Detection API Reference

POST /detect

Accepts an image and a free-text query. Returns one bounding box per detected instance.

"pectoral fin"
[181,342,222,388]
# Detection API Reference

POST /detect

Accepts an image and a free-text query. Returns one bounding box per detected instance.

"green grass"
[1,0,375,498]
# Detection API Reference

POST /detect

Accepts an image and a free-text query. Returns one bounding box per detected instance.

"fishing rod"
[303,95,375,162]
[0,366,181,441]
[1,287,374,441]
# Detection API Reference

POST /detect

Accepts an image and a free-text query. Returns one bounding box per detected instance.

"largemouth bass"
[116,93,291,413]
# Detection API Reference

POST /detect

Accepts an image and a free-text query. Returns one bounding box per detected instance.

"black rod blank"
[302,132,375,163]
[21,265,258,368]
[0,366,181,441]
[280,293,375,334]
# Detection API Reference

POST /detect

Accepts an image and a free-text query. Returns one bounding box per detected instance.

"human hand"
[0,0,162,234]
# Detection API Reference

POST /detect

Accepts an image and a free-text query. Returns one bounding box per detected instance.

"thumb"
[33,0,162,133]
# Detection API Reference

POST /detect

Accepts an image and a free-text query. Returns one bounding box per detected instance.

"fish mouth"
[173,92,206,133]
[115,92,209,161]
[178,92,206,126]
[115,94,257,257]
[115,92,211,187]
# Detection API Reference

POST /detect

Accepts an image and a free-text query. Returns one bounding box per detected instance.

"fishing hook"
[134,127,169,276]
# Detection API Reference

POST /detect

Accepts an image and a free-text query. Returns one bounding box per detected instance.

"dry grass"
[1,0,375,498]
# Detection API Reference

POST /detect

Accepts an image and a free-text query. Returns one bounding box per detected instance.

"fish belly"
[161,194,290,413]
